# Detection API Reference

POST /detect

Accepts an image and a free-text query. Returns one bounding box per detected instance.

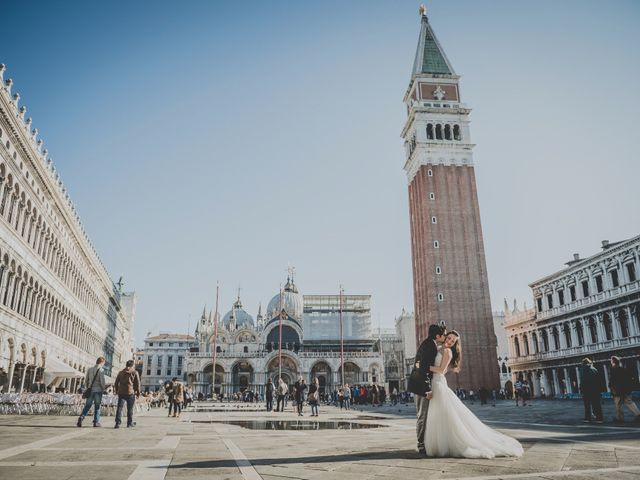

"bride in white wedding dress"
[425,331,524,459]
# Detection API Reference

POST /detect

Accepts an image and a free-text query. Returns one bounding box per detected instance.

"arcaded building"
[506,236,640,397]
[401,10,499,389]
[0,65,135,392]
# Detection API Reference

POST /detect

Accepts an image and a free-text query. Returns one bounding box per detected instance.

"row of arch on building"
[184,354,382,397]
[426,123,462,141]
[0,334,85,393]
[0,244,103,355]
[0,161,106,315]
[512,306,639,358]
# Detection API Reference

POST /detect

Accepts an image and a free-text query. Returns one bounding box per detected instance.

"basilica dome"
[222,298,254,330]
[267,277,303,321]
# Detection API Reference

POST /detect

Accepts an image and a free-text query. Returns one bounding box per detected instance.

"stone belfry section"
[401,9,500,390]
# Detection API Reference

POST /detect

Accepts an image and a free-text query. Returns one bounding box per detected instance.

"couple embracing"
[413,323,523,459]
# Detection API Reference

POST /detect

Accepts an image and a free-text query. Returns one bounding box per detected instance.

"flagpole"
[212,282,219,399]
[278,284,283,381]
[339,284,344,388]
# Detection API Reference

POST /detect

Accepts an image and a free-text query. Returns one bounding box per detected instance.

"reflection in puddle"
[192,420,386,430]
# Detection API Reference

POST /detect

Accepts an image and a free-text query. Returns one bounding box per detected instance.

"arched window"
[552,327,560,350]
[514,337,521,357]
[532,332,539,353]
[563,323,572,348]
[588,317,598,343]
[603,314,613,341]
[444,124,452,140]
[618,311,630,338]
[453,124,461,140]
[541,330,549,352]
[501,363,508,374]
[435,124,443,140]
[426,123,434,140]
[522,334,530,355]
[576,321,584,346]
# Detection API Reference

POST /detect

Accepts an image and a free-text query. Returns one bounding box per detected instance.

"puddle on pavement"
[192,420,386,430]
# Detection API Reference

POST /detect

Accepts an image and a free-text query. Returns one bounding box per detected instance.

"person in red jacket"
[114,360,141,428]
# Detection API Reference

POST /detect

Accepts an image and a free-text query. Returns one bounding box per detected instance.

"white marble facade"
[506,236,640,397]
[0,64,135,393]
[185,277,384,397]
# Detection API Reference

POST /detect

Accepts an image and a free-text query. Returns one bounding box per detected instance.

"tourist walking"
[172,377,184,418]
[308,377,320,416]
[580,358,603,423]
[165,380,175,417]
[114,360,141,428]
[294,376,307,416]
[265,377,274,412]
[76,356,106,427]
[609,356,640,423]
[343,383,351,410]
[276,377,288,412]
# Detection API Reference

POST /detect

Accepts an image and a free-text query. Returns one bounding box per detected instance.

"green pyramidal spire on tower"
[412,8,455,76]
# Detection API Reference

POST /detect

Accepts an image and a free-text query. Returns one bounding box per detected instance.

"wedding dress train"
[426,350,524,459]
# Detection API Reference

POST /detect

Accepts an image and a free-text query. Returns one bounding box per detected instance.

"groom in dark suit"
[414,322,447,455]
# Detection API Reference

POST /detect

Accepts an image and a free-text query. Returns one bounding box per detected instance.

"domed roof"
[267,277,303,321]
[222,298,254,330]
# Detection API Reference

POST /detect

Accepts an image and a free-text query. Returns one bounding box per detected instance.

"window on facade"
[563,324,572,348]
[536,297,542,312]
[514,337,520,357]
[444,124,452,140]
[147,355,153,366]
[177,369,181,376]
[542,330,549,351]
[626,262,637,282]
[434,240,439,248]
[588,318,598,343]
[581,280,589,297]
[569,285,576,302]
[157,357,162,367]
[552,327,560,350]
[429,192,435,200]
[453,124,461,140]
[523,334,530,355]
[603,315,613,341]
[558,290,564,306]
[148,342,153,347]
[435,266,442,274]
[501,363,507,374]
[243,346,249,353]
[426,123,434,140]
[216,346,221,353]
[547,294,553,309]
[146,369,151,376]
[435,124,443,140]
[156,369,161,376]
[166,369,171,376]
[167,356,173,366]
[576,321,584,346]
[431,216,437,224]
[610,269,619,288]
[532,333,539,353]
[595,275,603,293]
[178,356,183,367]
[437,293,444,301]
[427,169,433,177]
[619,312,629,338]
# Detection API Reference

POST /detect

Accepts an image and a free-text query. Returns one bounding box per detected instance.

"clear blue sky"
[3,1,639,345]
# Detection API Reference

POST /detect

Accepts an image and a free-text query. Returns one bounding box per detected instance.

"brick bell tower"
[402,7,500,390]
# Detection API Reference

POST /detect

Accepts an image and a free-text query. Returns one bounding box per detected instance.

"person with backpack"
[308,377,320,417]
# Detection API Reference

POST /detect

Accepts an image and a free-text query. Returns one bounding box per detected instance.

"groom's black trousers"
[415,394,430,450]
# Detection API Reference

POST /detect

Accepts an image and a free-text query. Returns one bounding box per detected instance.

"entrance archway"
[338,362,361,386]
[267,355,298,392]
[310,361,332,395]
[203,363,225,395]
[232,361,253,393]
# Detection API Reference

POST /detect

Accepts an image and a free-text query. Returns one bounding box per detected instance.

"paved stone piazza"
[0,399,639,480]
